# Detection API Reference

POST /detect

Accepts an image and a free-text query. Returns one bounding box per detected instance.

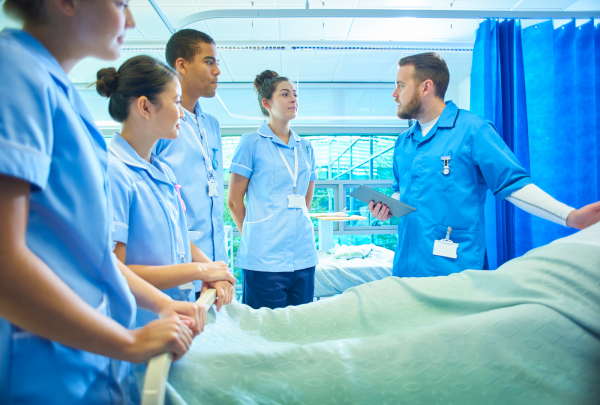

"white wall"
[458,75,471,111]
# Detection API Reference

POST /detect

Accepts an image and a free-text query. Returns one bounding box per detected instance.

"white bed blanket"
[314,244,394,297]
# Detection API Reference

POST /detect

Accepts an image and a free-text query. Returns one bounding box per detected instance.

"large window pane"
[372,149,394,180]
[310,187,335,227]
[351,161,370,180]
[345,186,399,226]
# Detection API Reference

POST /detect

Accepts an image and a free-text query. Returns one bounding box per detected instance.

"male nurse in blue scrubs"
[369,52,600,278]
[155,30,226,300]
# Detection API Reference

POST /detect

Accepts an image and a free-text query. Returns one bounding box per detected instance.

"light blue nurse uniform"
[108,133,194,327]
[391,101,531,278]
[154,102,225,291]
[0,29,136,404]
[230,123,318,271]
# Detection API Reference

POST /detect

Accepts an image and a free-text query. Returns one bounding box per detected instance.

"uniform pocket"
[245,213,273,224]
[431,224,480,274]
[238,214,274,268]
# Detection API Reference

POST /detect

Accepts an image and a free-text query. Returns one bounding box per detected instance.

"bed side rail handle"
[141,288,217,405]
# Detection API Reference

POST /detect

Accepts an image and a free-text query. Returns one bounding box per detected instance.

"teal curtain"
[471,18,599,268]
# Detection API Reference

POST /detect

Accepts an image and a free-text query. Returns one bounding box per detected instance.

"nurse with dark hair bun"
[228,70,318,310]
[0,1,203,403]
[96,55,235,327]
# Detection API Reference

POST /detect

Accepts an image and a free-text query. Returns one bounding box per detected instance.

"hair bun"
[95,67,119,98]
[254,70,279,93]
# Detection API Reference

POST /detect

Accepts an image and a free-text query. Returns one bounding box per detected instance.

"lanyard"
[183,117,215,180]
[277,145,299,194]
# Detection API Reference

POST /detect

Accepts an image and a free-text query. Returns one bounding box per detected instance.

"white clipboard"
[350,185,416,218]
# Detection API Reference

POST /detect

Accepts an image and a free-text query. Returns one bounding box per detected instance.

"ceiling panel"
[124,27,147,40]
[193,0,279,9]
[160,7,199,26]
[357,0,441,7]
[206,18,279,39]
[450,0,518,9]
[565,0,600,11]
[280,18,353,39]
[281,51,342,81]
[220,50,282,81]
[129,6,173,39]
[155,0,197,5]
[69,58,114,84]
[129,0,150,6]
[179,21,211,35]
[348,17,477,42]
[515,0,575,8]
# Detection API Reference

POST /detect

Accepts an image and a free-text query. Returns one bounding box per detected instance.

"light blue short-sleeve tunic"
[108,133,194,327]
[154,102,225,291]
[0,29,136,404]
[391,101,532,278]
[230,123,318,272]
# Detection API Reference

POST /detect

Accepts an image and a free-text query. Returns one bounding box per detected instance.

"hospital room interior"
[0,0,599,404]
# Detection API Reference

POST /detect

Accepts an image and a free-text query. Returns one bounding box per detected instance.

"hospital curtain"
[471,19,531,269]
[471,18,599,268]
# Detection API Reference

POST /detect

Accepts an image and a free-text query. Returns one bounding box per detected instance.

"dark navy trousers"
[242,266,316,310]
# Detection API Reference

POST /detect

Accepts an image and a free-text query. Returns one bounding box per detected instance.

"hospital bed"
[141,223,600,405]
[314,244,394,298]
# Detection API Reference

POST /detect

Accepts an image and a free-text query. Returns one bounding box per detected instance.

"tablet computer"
[349,185,416,218]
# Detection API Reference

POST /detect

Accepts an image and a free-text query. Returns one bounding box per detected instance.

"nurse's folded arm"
[0,175,193,364]
[227,172,250,235]
[306,180,316,211]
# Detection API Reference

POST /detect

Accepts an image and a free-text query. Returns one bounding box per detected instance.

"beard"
[396,89,423,120]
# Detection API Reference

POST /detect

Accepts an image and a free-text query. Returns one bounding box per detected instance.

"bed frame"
[141,288,217,405]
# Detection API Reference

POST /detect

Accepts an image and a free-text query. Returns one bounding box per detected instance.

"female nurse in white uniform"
[96,55,235,324]
[228,70,318,310]
[0,2,204,404]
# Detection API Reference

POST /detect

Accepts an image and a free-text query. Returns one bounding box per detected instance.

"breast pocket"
[435,156,454,192]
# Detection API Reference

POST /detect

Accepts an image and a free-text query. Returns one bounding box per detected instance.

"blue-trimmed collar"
[109,132,172,184]
[405,100,459,139]
[257,122,301,148]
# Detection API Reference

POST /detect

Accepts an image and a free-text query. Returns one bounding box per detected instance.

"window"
[222,133,399,285]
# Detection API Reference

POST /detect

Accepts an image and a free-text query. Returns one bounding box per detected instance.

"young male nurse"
[369,52,600,278]
[155,30,227,299]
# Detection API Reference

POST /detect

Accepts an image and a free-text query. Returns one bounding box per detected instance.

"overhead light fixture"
[121,46,286,51]
[292,46,472,51]
[122,45,471,52]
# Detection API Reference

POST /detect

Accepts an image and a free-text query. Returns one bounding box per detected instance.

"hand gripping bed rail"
[141,289,217,405]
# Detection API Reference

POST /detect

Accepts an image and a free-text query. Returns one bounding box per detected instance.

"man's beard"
[396,90,423,120]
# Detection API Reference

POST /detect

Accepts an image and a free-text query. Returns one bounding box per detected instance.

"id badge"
[433,239,459,259]
[288,194,305,209]
[208,179,218,197]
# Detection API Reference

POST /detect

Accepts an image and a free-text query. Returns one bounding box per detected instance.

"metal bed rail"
[141,288,217,405]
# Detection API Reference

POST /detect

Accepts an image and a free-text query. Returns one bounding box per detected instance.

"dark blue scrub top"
[392,101,531,277]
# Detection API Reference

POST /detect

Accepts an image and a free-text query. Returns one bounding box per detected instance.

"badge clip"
[441,155,451,175]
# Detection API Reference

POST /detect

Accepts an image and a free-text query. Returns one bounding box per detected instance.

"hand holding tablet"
[350,185,416,219]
